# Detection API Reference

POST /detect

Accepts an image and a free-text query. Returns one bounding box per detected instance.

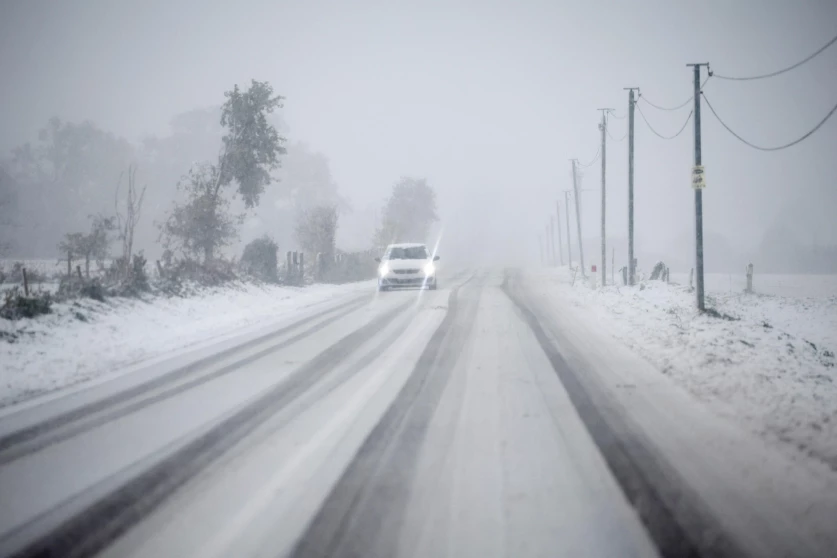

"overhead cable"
[636,103,694,140]
[639,76,712,111]
[702,93,837,151]
[607,127,627,142]
[577,147,600,168]
[712,32,837,81]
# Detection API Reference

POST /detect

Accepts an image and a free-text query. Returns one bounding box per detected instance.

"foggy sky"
[2,0,836,270]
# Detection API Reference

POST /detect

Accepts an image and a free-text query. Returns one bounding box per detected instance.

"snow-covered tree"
[58,214,116,278]
[240,235,279,282]
[160,80,286,263]
[159,164,240,261]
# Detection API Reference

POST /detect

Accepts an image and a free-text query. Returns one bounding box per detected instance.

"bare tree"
[115,165,147,280]
[0,167,16,256]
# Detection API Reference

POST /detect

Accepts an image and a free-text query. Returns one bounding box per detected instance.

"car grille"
[385,277,427,286]
[393,269,420,274]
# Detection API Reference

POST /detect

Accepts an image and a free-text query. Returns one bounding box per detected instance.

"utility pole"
[549,216,556,265]
[555,200,564,265]
[545,223,552,265]
[624,87,639,286]
[564,190,573,267]
[597,108,613,287]
[570,160,585,275]
[687,63,709,311]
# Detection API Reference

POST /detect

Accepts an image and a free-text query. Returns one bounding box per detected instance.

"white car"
[375,243,439,291]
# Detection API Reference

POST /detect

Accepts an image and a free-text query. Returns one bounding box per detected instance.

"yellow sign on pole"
[692,165,706,189]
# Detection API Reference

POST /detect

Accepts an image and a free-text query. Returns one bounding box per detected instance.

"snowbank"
[0,281,374,408]
[535,268,837,470]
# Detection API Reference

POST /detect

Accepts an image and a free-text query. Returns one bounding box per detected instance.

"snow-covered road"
[0,269,833,558]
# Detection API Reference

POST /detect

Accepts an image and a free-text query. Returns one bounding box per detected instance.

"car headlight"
[379,263,390,276]
[423,262,436,276]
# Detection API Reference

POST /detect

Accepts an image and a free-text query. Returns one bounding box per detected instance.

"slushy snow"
[541,267,837,470]
[0,281,373,408]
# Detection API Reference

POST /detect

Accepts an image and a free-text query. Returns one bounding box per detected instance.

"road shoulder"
[511,269,837,558]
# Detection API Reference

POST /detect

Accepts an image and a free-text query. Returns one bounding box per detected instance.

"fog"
[1,0,836,273]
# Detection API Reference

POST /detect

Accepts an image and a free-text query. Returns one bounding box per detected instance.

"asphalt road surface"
[0,269,783,558]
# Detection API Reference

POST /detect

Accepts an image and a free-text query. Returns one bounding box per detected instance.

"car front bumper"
[379,274,436,288]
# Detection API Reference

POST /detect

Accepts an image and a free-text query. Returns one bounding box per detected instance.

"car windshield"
[386,246,428,260]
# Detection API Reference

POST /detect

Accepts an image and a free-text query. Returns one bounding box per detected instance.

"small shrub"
[131,252,150,291]
[650,261,667,281]
[157,256,239,295]
[58,274,84,298]
[1,287,52,320]
[240,236,279,282]
[115,252,151,297]
[80,282,106,302]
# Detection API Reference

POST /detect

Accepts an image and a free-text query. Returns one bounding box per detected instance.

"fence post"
[76,265,83,280]
[299,252,305,284]
[621,266,627,286]
[689,268,694,290]
[67,251,72,278]
[287,251,293,283]
[22,267,29,296]
[746,263,754,293]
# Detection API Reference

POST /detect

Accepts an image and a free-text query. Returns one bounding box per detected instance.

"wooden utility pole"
[687,63,709,311]
[570,160,585,275]
[564,191,573,268]
[549,216,556,265]
[545,224,551,265]
[555,200,564,265]
[598,108,613,287]
[624,88,640,286]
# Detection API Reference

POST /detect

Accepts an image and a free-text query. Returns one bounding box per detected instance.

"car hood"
[383,259,431,270]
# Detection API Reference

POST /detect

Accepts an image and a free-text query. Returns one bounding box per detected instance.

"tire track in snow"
[501,269,745,558]
[0,296,417,558]
[289,272,483,558]
[0,295,372,465]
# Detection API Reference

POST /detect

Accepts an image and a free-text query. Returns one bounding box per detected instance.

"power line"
[640,94,693,111]
[639,76,712,111]
[712,32,837,81]
[609,111,627,119]
[702,93,837,151]
[577,147,600,168]
[636,103,693,140]
[607,127,627,142]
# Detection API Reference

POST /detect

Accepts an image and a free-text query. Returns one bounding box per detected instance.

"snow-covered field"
[539,267,837,470]
[0,259,67,296]
[0,259,68,277]
[668,271,837,299]
[0,280,374,409]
